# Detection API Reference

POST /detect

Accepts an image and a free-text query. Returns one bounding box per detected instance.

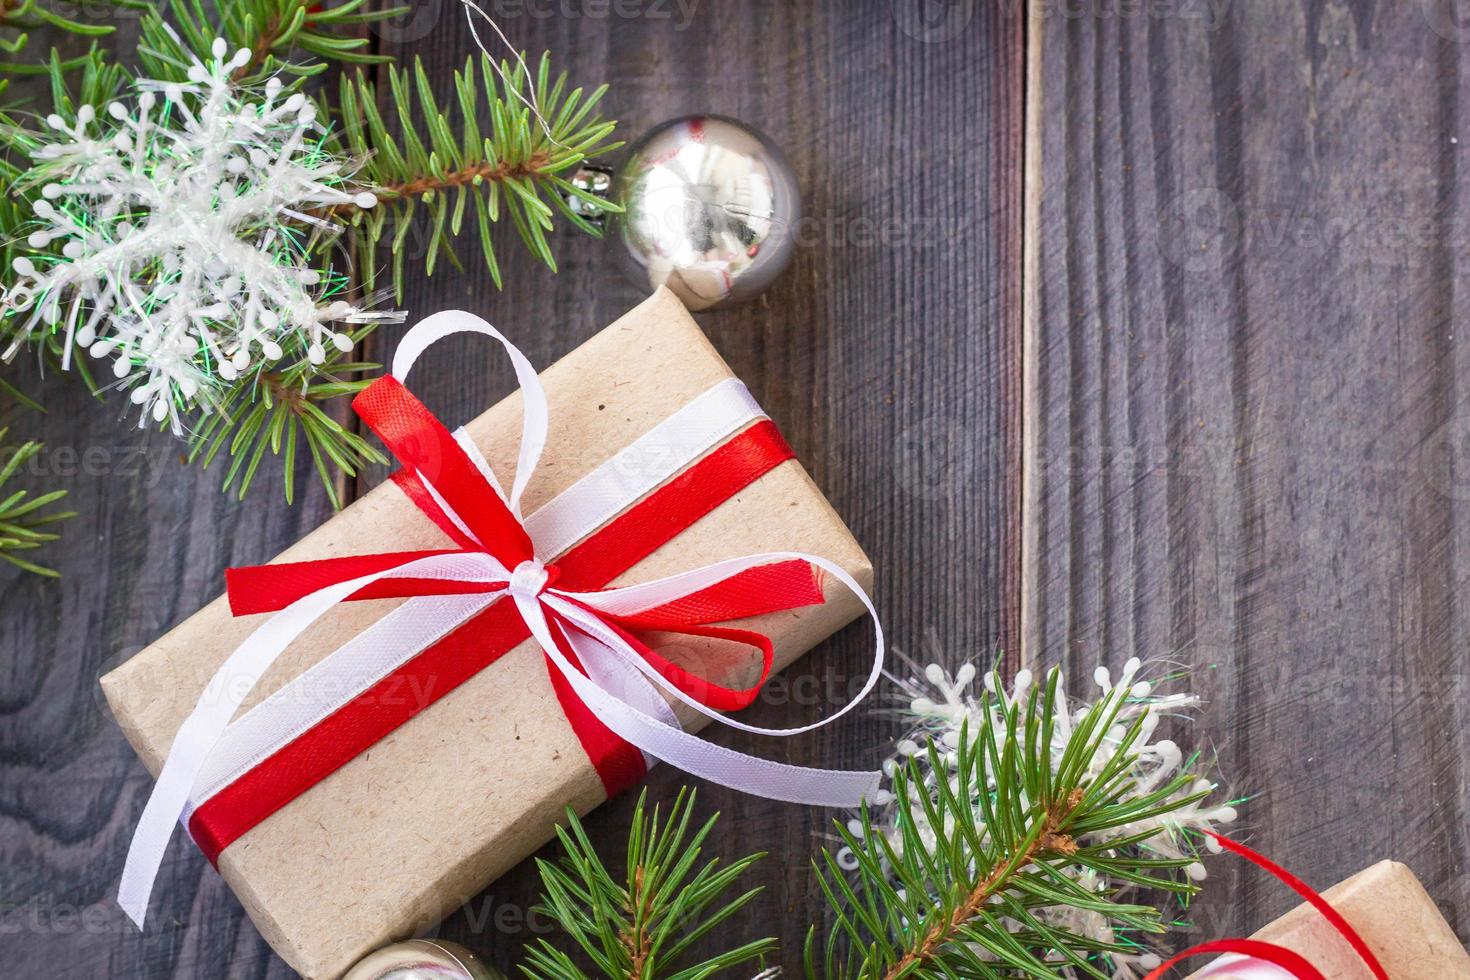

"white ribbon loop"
[522,597,881,807]
[392,309,548,518]
[541,552,884,739]
[119,310,885,929]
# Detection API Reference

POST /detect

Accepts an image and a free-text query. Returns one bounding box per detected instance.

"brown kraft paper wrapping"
[100,287,874,979]
[1187,861,1470,979]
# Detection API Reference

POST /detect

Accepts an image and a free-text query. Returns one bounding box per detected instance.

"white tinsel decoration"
[851,657,1240,980]
[2,37,401,433]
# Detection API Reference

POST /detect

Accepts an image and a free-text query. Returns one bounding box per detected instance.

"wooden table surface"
[1,1,1466,976]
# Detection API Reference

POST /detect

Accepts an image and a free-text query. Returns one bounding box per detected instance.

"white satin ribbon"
[119,311,884,928]
[391,310,548,519]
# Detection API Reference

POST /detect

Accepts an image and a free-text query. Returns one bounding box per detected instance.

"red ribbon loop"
[1144,833,1390,980]
[354,374,535,565]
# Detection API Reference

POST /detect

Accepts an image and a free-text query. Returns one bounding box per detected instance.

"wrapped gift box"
[101,288,872,978]
[1189,860,1470,979]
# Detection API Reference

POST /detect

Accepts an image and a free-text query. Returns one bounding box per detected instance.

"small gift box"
[101,288,875,979]
[1187,861,1470,979]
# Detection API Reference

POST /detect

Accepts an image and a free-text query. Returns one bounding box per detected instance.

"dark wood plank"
[366,2,1023,974]
[0,276,345,976]
[1024,0,1470,949]
[0,29,348,980]
[0,1,1023,977]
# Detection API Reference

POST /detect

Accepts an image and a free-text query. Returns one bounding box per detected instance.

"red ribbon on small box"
[1147,834,1390,980]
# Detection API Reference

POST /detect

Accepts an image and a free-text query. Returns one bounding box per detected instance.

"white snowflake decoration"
[2,38,400,433]
[851,656,1240,980]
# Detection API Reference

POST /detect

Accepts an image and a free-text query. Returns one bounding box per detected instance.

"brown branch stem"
[883,789,1085,979]
[380,154,550,198]
[307,154,552,221]
[230,12,284,82]
[619,865,652,978]
[260,369,308,413]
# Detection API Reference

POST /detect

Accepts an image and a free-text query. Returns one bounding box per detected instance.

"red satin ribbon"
[193,376,823,863]
[357,374,535,563]
[1144,832,1390,980]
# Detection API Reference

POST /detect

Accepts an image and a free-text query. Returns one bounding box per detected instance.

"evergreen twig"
[0,4,620,509]
[805,668,1214,979]
[134,0,406,83]
[522,788,777,980]
[334,50,622,296]
[0,425,73,576]
[513,668,1229,980]
[0,0,147,62]
[184,322,386,508]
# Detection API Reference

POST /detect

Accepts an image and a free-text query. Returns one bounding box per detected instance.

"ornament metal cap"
[610,114,801,311]
[342,939,503,980]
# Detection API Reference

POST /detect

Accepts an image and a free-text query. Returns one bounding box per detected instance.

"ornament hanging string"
[1144,832,1390,980]
[118,309,886,928]
[458,0,567,150]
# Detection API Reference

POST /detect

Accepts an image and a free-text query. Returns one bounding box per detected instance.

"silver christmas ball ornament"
[612,115,800,311]
[343,940,503,980]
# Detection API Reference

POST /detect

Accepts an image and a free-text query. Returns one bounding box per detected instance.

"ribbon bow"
[120,311,884,927]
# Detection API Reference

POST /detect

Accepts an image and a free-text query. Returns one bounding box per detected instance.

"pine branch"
[0,0,146,61]
[135,0,407,84]
[0,425,73,576]
[522,788,777,980]
[0,14,619,509]
[508,669,1232,979]
[185,322,387,509]
[805,666,1232,979]
[332,51,622,296]
[1,47,127,390]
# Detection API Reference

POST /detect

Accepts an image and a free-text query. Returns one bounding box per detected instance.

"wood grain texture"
[0,32,353,979]
[0,276,348,976]
[364,1,1024,974]
[0,1,1023,976]
[1023,0,1470,949]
